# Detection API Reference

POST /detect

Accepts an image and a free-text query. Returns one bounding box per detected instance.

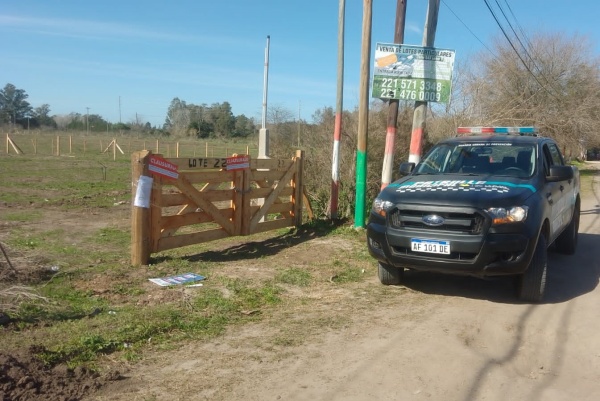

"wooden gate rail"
[131,150,305,265]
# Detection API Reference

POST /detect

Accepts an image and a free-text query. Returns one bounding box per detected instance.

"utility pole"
[297,100,301,148]
[259,35,271,159]
[354,0,373,228]
[381,0,407,190]
[408,0,440,164]
[330,0,345,220]
[86,107,90,135]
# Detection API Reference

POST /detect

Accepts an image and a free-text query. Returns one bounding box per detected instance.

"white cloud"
[0,14,246,45]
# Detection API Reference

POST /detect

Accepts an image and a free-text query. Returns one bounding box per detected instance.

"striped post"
[354,0,372,229]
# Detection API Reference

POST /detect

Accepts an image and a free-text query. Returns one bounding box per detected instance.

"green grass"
[276,268,312,287]
[0,147,374,373]
[1,210,43,222]
[7,278,285,367]
[578,164,599,197]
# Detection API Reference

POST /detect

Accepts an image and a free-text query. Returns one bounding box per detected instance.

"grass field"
[0,147,368,371]
[4,130,259,159]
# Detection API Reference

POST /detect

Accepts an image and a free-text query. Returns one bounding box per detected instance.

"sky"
[2,1,600,128]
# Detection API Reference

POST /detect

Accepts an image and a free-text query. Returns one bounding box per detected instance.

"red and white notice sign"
[149,155,179,180]
[226,155,250,171]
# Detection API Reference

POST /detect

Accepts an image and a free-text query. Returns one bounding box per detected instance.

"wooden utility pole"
[381,0,407,190]
[330,0,345,220]
[408,0,440,164]
[354,0,373,228]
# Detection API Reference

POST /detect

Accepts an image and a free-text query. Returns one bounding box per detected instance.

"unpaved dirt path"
[90,165,600,401]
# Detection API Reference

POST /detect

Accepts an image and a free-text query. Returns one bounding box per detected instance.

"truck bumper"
[367,222,537,277]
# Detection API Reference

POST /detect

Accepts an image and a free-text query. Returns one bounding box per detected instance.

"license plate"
[411,238,450,254]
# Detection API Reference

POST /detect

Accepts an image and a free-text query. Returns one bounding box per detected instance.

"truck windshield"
[414,142,536,178]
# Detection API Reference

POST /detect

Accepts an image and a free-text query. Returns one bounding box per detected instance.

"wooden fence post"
[293,150,305,227]
[131,150,152,266]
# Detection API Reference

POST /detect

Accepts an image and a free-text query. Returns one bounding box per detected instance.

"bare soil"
[2,163,600,401]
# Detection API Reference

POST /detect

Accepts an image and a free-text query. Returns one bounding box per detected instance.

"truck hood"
[383,175,537,208]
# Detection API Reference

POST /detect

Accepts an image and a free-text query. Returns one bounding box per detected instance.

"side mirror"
[399,162,415,176]
[547,165,574,182]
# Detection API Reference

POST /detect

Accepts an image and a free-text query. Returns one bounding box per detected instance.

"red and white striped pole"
[330,0,345,220]
[408,0,438,165]
[380,1,407,190]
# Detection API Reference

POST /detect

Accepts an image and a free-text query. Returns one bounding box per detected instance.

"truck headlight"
[487,206,528,224]
[372,198,394,217]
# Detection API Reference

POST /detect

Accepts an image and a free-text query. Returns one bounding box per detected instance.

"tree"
[164,97,194,136]
[0,83,32,126]
[208,102,235,138]
[232,114,255,138]
[31,104,57,128]
[463,32,600,153]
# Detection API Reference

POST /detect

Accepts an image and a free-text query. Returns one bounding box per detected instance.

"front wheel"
[518,234,548,303]
[378,262,404,285]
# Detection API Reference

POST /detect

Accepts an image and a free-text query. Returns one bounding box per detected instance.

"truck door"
[543,143,572,242]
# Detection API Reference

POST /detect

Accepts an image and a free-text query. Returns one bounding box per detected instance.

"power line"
[441,0,496,57]
[503,0,533,51]
[483,0,560,100]
[494,1,565,98]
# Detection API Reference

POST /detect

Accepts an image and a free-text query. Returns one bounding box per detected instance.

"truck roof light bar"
[456,127,538,136]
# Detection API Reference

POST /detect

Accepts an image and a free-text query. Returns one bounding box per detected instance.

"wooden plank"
[150,175,163,252]
[241,168,252,235]
[174,174,235,235]
[248,163,296,232]
[160,193,194,207]
[160,209,234,231]
[183,170,236,184]
[160,187,234,207]
[250,170,288,182]
[232,169,244,236]
[250,158,293,170]
[157,228,230,252]
[160,203,194,237]
[293,150,304,226]
[249,186,293,199]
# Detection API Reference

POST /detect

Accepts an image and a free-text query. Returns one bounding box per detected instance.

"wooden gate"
[131,150,307,265]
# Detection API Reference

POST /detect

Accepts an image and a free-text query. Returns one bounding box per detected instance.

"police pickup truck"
[366,127,580,302]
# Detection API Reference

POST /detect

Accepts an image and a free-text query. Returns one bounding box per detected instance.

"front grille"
[389,207,486,234]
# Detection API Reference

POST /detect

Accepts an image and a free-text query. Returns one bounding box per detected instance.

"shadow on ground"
[396,232,600,304]
[152,218,350,264]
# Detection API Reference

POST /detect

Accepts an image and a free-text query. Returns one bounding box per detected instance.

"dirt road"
[91,167,600,401]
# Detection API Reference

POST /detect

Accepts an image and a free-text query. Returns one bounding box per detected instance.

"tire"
[518,234,548,303]
[554,202,580,255]
[378,262,404,285]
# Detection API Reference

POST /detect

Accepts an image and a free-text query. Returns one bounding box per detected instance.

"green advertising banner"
[372,43,455,104]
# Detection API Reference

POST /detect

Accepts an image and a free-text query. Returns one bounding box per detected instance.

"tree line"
[0,85,256,138]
